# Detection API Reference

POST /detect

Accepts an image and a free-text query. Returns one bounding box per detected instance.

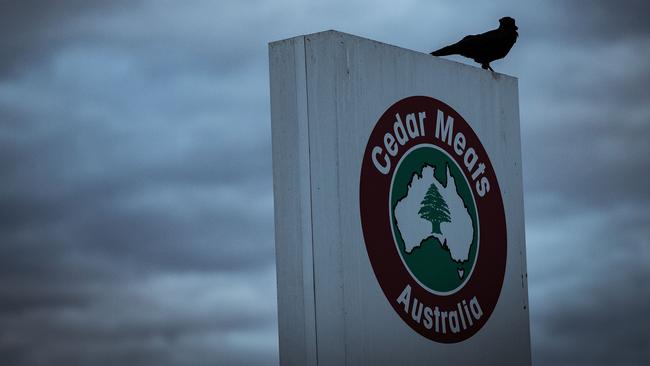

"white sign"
[270,30,530,366]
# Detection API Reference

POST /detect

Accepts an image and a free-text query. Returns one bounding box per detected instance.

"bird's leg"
[481,63,495,72]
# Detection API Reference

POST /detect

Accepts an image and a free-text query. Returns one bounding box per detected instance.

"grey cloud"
[1,3,278,363]
[512,8,650,213]
[0,103,273,275]
[528,206,650,366]
[519,16,650,364]
[0,0,648,365]
[556,0,650,42]
[0,0,136,77]
[0,269,278,366]
[533,281,650,366]
[523,111,650,210]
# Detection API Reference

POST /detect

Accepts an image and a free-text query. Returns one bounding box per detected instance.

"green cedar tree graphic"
[418,181,451,234]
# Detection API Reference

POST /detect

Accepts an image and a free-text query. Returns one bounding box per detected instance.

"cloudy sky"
[0,0,648,365]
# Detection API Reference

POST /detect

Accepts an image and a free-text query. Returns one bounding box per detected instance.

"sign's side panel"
[303,32,348,366]
[514,91,531,339]
[269,36,317,366]
[500,82,532,361]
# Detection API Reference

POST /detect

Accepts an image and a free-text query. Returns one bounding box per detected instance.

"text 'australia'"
[396,284,483,335]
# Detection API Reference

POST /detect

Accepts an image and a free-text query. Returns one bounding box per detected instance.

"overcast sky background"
[0,1,648,365]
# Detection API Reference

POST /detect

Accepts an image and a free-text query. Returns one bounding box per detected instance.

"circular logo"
[359,96,506,343]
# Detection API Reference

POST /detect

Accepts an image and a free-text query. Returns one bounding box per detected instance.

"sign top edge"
[268,30,519,81]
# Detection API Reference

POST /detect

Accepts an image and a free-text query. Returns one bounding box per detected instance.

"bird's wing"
[431,26,517,64]
[432,34,482,56]
[452,29,503,60]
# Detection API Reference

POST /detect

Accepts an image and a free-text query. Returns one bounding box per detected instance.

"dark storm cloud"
[528,204,650,366]
[0,0,648,365]
[556,0,650,42]
[0,0,135,76]
[0,76,273,275]
[527,116,649,208]
[0,0,274,276]
[522,58,650,209]
[0,268,278,366]
[0,1,278,364]
[512,0,650,211]
[515,3,650,363]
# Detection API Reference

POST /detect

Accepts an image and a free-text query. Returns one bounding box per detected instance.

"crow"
[430,17,518,72]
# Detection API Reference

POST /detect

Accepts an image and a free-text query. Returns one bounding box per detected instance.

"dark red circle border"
[359,96,507,343]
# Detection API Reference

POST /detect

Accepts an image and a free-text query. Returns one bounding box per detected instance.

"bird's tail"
[430,44,458,57]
